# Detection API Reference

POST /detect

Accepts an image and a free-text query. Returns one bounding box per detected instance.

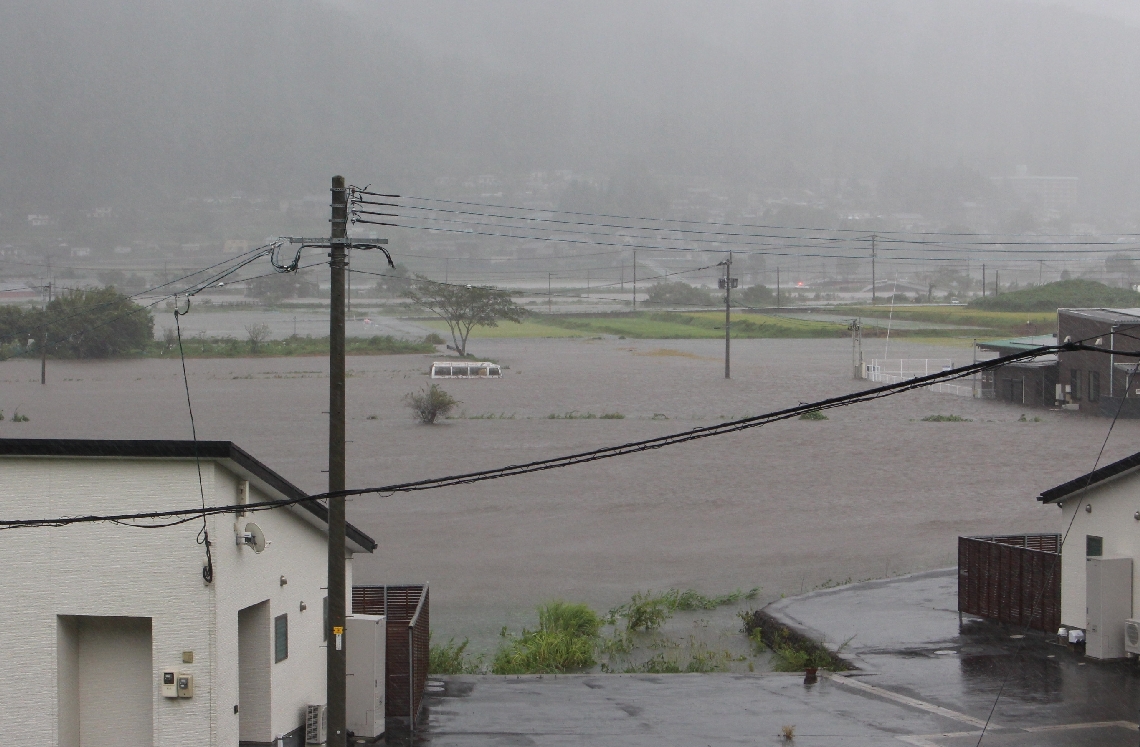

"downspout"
[1110,326,1115,399]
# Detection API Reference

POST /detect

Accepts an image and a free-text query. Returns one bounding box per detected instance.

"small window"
[274,613,288,662]
[1071,369,1082,401]
[434,366,451,377]
[1087,535,1103,557]
[1089,371,1100,402]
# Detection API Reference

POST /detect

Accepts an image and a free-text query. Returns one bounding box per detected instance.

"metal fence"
[352,584,430,730]
[866,359,976,397]
[958,534,1061,632]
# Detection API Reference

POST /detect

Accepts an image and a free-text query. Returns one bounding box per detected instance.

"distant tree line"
[0,287,153,358]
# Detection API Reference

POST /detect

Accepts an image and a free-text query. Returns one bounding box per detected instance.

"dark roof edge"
[0,439,377,552]
[1038,449,1140,504]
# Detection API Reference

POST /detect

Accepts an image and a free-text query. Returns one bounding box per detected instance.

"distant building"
[0,438,376,747]
[975,308,1140,415]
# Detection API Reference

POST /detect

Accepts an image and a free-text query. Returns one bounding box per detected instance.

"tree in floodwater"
[409,276,525,357]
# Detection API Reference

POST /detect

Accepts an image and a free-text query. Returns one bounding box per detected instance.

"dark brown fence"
[958,534,1060,632]
[352,584,430,729]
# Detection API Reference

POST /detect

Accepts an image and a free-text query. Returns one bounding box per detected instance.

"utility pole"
[870,235,877,306]
[849,318,863,380]
[620,263,625,291]
[982,264,986,298]
[776,267,781,310]
[1039,260,1044,285]
[994,269,1000,296]
[327,175,349,747]
[346,247,352,317]
[632,250,637,312]
[548,273,553,314]
[720,254,734,379]
[40,279,51,385]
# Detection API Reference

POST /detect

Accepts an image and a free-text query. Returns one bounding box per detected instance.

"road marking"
[897,730,984,746]
[1023,720,1137,733]
[829,673,991,728]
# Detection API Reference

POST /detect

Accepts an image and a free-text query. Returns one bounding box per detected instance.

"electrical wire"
[173,300,213,584]
[360,189,1140,242]
[2,341,1129,531]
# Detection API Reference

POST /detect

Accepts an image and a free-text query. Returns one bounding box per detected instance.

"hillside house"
[0,438,376,747]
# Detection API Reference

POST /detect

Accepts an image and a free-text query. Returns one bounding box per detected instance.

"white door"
[65,616,154,747]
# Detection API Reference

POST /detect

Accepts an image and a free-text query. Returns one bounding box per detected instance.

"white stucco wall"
[1058,475,1140,629]
[0,455,354,747]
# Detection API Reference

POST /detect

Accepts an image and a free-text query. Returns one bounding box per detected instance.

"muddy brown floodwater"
[3,336,1135,652]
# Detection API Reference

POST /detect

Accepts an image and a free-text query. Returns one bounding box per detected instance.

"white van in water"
[430,361,502,379]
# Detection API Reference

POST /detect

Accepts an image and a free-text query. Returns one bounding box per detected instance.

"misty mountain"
[3,0,1139,225]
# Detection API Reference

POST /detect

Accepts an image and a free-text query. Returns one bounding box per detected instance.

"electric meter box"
[161,671,178,698]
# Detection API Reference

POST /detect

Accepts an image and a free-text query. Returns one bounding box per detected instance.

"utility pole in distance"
[870,234,877,306]
[718,254,736,379]
[548,272,553,315]
[40,279,51,385]
[632,249,637,312]
[327,175,349,747]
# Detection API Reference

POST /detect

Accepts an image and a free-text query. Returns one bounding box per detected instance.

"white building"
[0,438,376,747]
[1039,450,1140,659]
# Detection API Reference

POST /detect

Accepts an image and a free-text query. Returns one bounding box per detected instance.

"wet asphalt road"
[414,570,1140,746]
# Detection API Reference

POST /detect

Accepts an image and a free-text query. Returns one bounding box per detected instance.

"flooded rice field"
[3,334,1134,652]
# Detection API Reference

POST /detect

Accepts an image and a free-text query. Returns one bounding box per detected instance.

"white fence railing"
[866,359,975,397]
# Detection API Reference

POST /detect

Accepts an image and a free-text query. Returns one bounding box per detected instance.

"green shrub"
[799,409,828,421]
[424,332,446,345]
[492,601,602,674]
[921,414,971,422]
[645,281,716,307]
[405,384,459,424]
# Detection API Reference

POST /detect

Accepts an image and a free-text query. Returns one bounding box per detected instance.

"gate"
[958,534,1060,632]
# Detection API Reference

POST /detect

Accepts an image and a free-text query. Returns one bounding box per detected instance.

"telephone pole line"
[327,175,349,747]
[40,279,51,385]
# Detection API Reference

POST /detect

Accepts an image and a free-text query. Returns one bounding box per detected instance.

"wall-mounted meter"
[177,672,194,698]
[162,671,178,698]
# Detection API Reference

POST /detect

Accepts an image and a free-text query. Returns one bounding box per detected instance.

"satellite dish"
[243,522,266,553]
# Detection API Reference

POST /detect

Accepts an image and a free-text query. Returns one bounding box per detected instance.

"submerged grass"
[148,334,433,358]
[429,636,484,674]
[543,312,845,339]
[921,414,972,422]
[609,588,761,631]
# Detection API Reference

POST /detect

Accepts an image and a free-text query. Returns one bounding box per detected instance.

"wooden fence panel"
[958,535,1060,633]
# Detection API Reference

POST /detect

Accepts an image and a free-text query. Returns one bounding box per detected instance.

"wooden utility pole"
[40,279,51,385]
[982,264,986,298]
[632,249,637,311]
[548,273,553,314]
[327,175,349,747]
[870,234,877,305]
[722,254,733,379]
[776,267,781,309]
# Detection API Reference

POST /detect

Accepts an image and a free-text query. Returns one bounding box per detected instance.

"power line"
[360,189,1140,242]
[2,341,1125,531]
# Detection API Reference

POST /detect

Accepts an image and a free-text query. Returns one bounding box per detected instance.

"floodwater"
[2,334,1134,652]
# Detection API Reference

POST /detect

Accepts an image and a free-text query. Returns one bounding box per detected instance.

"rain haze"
[6,1,1140,743]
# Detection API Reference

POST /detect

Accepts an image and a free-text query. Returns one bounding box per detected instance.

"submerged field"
[2,332,1132,655]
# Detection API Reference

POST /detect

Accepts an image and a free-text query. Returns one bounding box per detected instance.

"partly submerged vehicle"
[430,361,502,379]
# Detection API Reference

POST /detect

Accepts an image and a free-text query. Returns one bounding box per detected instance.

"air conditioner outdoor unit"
[1125,619,1140,656]
[305,704,327,744]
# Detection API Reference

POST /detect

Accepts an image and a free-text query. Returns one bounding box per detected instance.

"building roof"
[1058,308,1140,325]
[0,438,377,552]
[1038,449,1140,505]
[976,334,1057,354]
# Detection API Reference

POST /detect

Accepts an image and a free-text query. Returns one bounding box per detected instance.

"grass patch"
[492,602,602,674]
[429,636,484,674]
[543,312,845,339]
[608,588,761,631]
[921,414,972,422]
[547,411,624,420]
[420,318,587,339]
[148,334,432,358]
[740,609,852,672]
[799,409,828,421]
[835,305,1055,336]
